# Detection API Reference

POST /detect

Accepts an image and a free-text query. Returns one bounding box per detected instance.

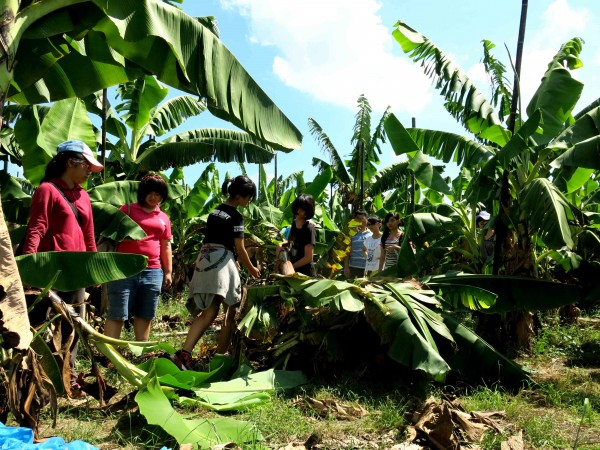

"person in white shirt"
[363,216,383,276]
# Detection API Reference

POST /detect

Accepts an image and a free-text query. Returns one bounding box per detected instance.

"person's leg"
[133,318,152,341]
[215,302,238,354]
[133,268,162,341]
[106,276,136,339]
[182,296,222,353]
[104,319,124,339]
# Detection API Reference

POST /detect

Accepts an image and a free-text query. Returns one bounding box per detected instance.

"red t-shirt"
[117,203,172,269]
[23,179,97,254]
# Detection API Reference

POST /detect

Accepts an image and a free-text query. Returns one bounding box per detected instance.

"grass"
[6,295,600,449]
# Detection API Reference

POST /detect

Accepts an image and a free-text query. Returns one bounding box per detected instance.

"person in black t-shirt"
[281,194,317,276]
[172,176,261,370]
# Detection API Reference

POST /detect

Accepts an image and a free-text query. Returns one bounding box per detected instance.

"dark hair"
[222,175,257,201]
[381,211,401,245]
[138,173,169,205]
[367,215,382,225]
[354,209,368,217]
[291,193,315,220]
[41,151,85,182]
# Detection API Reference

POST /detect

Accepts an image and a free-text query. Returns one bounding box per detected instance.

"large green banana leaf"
[426,274,583,313]
[520,178,576,249]
[15,98,97,186]
[8,0,302,151]
[137,375,264,447]
[88,180,186,206]
[91,202,147,241]
[526,38,584,146]
[16,251,147,291]
[550,107,600,170]
[135,128,277,170]
[392,21,509,146]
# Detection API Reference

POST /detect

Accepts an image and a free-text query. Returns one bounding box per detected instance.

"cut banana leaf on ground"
[17,251,147,291]
[137,375,264,448]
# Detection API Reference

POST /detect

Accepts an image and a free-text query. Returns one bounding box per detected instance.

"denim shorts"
[106,268,163,321]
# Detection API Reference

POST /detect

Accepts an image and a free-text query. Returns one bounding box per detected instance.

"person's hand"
[163,273,172,290]
[390,244,401,251]
[248,265,261,278]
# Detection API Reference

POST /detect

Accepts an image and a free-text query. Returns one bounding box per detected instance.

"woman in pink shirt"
[22,139,103,369]
[104,174,173,341]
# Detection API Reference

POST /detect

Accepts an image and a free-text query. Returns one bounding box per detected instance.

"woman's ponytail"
[221,178,234,196]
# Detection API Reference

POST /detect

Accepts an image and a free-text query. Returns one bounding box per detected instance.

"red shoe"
[171,350,194,370]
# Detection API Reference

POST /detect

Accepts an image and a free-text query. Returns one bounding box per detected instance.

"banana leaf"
[441,312,530,387]
[91,202,146,241]
[427,274,583,313]
[16,251,147,291]
[136,374,264,447]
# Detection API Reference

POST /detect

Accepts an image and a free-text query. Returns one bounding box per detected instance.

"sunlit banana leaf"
[424,281,497,311]
[88,180,186,206]
[427,273,583,313]
[189,368,307,410]
[135,128,277,171]
[136,374,264,447]
[10,1,302,151]
[526,38,584,146]
[16,252,147,291]
[392,21,508,146]
[521,178,576,249]
[91,202,146,241]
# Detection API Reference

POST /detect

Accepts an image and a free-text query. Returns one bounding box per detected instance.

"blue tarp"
[0,422,98,449]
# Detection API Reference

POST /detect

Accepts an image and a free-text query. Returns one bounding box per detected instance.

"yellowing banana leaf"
[16,251,147,291]
[136,375,263,447]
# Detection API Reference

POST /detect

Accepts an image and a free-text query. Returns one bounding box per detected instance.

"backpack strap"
[48,182,83,227]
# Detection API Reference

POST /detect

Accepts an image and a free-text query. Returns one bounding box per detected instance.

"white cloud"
[219,0,432,114]
[520,0,589,104]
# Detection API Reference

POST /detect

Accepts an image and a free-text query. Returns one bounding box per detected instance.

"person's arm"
[22,185,53,254]
[379,244,386,271]
[82,193,97,252]
[234,238,260,278]
[293,243,314,269]
[362,243,368,258]
[160,239,173,288]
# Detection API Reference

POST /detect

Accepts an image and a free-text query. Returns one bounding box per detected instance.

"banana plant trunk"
[0,1,32,349]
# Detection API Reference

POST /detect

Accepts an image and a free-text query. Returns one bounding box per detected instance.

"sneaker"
[171,350,194,370]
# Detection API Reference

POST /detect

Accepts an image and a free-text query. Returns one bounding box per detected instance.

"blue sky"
[175,0,600,186]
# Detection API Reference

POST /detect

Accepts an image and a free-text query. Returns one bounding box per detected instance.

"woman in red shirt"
[22,140,103,368]
[104,174,173,342]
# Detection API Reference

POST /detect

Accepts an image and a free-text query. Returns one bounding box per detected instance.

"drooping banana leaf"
[526,38,584,146]
[520,178,576,249]
[427,273,583,313]
[88,180,186,206]
[10,0,302,151]
[441,312,530,387]
[16,252,147,291]
[392,21,509,146]
[135,128,277,171]
[92,202,147,241]
[364,289,450,382]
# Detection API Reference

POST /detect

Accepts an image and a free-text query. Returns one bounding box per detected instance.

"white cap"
[57,140,103,173]
[476,211,491,221]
